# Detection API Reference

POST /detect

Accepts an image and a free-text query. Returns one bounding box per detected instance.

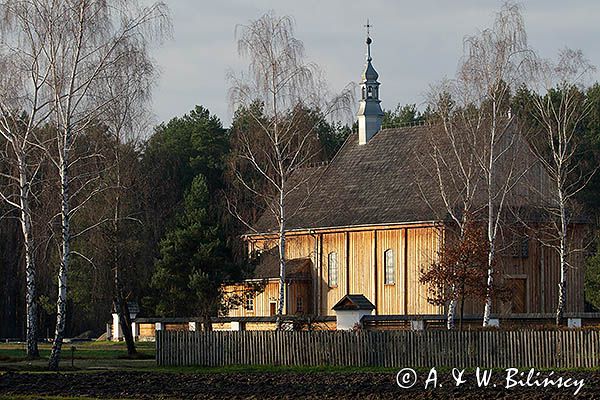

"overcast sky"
[148,0,600,127]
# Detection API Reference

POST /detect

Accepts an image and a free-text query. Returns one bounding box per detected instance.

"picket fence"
[156,329,600,368]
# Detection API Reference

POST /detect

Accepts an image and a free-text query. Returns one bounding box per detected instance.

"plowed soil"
[1,370,598,399]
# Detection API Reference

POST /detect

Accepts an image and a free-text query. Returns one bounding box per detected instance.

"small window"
[361,86,366,99]
[367,86,373,98]
[328,252,338,287]
[296,297,303,313]
[245,293,254,311]
[520,238,529,258]
[384,249,395,284]
[511,235,529,259]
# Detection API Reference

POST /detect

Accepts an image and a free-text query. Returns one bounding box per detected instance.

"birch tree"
[527,49,596,324]
[457,2,534,326]
[0,1,55,358]
[228,12,352,328]
[422,2,535,327]
[418,88,484,329]
[17,0,171,370]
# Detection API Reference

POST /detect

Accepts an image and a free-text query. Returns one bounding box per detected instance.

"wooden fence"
[156,330,600,368]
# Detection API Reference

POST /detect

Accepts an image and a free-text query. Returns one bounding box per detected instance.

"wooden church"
[223,33,587,324]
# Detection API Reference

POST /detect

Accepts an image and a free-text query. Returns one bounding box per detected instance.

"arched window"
[245,293,254,311]
[367,86,373,98]
[328,252,338,287]
[384,249,395,284]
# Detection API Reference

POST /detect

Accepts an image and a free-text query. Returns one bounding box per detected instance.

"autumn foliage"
[420,219,490,312]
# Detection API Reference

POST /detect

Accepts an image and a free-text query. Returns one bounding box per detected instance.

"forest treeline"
[0,104,353,338]
[2,83,600,338]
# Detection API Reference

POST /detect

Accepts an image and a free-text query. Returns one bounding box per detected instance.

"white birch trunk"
[276,189,286,329]
[555,189,568,325]
[483,241,495,326]
[48,137,70,371]
[483,106,497,328]
[447,297,457,330]
[18,156,39,358]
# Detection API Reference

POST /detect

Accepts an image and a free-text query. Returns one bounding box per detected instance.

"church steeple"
[357,21,384,145]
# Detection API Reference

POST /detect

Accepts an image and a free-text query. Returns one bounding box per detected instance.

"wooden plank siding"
[227,222,586,318]
[457,225,587,316]
[321,233,347,316]
[405,227,442,315]
[224,282,277,318]
[224,280,311,318]
[138,323,155,338]
[348,231,375,307]
[376,229,405,314]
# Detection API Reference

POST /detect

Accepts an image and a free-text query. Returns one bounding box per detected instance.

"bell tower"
[357,21,384,145]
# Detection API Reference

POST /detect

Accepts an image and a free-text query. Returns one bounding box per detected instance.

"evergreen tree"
[382,103,430,128]
[151,175,232,328]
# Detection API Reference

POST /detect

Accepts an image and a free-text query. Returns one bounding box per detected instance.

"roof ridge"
[381,118,439,129]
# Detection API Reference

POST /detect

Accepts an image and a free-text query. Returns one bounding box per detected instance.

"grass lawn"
[0,341,155,372]
[0,341,155,360]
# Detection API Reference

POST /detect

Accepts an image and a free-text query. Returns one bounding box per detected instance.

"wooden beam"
[318,233,323,316]
[345,231,350,295]
[244,221,442,240]
[373,229,378,315]
[540,244,545,313]
[312,233,318,316]
[404,228,409,315]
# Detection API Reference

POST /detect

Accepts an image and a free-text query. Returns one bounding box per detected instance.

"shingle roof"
[333,294,376,311]
[253,125,448,233]
[252,248,312,280]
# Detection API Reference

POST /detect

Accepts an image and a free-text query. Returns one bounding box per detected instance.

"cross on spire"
[364,19,373,61]
[364,19,372,37]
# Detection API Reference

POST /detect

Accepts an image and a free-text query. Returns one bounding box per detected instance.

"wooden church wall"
[251,225,444,316]
[405,227,442,315]
[376,229,406,315]
[223,282,279,318]
[224,280,311,318]
[320,233,347,316]
[455,224,587,316]
[239,222,585,318]
[348,231,375,308]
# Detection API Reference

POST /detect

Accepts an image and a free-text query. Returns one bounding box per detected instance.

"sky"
[148,0,600,128]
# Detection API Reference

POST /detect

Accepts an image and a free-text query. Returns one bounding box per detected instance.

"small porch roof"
[332,294,375,311]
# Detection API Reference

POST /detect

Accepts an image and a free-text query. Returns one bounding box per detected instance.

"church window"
[511,234,529,258]
[384,249,395,284]
[367,86,373,98]
[245,293,254,311]
[328,252,338,287]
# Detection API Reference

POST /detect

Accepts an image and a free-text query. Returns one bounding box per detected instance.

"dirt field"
[0,370,598,399]
[0,343,596,399]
